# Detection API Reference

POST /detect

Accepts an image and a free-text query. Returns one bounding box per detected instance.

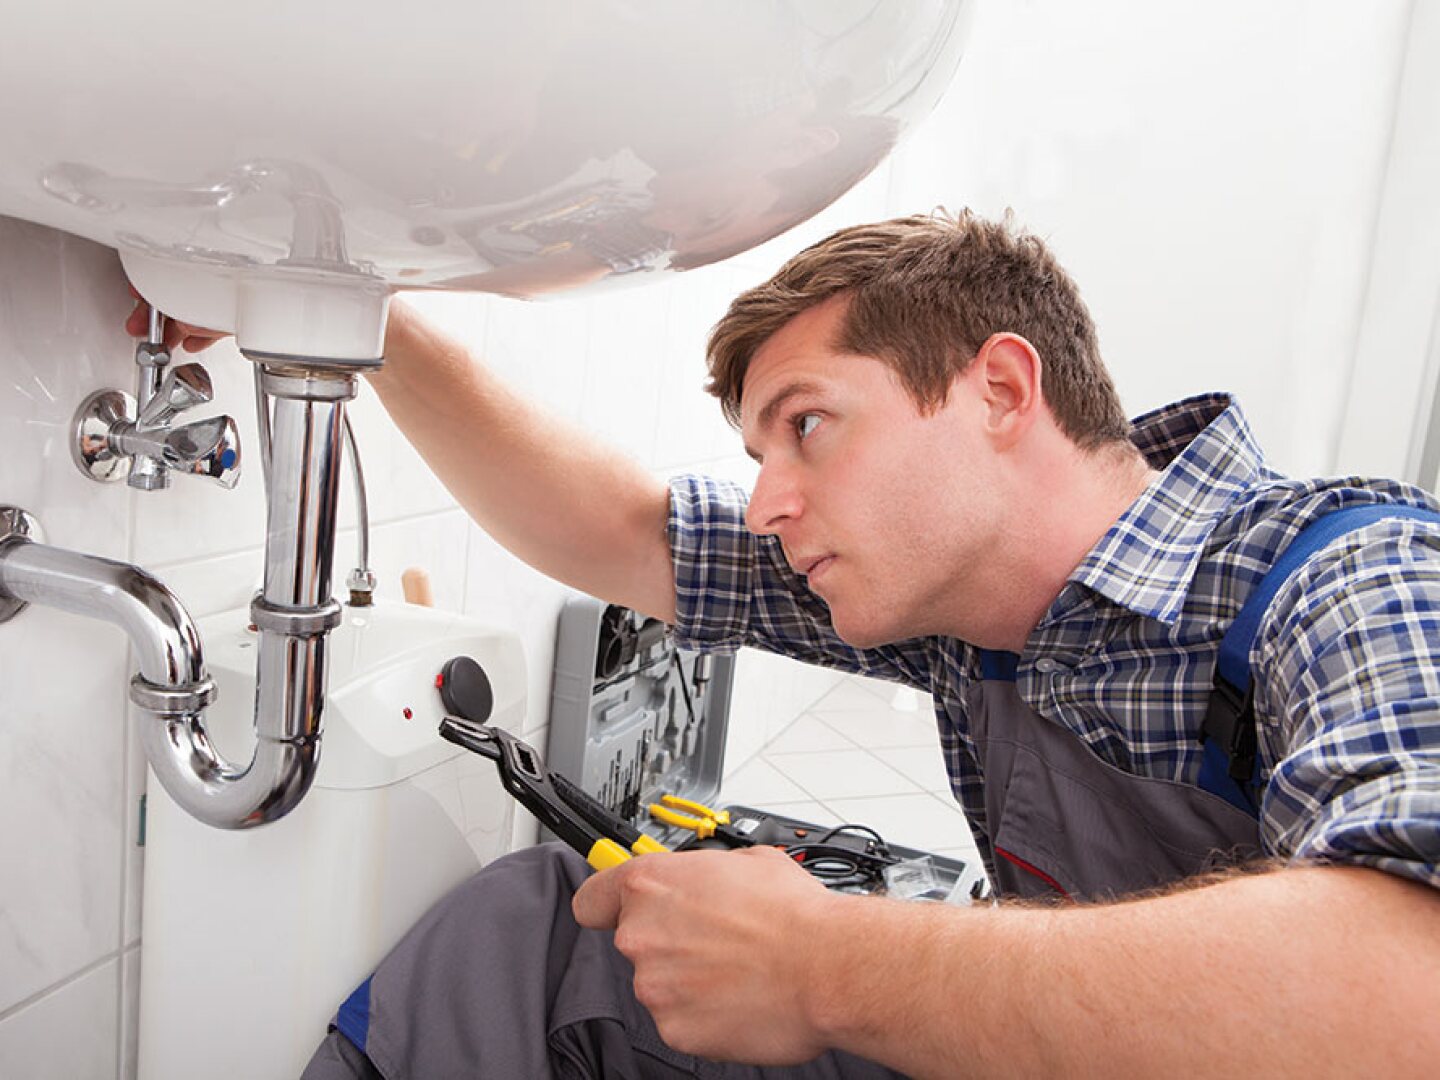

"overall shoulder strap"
[1199,503,1440,817]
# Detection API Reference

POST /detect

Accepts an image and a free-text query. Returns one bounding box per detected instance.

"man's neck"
[984,441,1157,654]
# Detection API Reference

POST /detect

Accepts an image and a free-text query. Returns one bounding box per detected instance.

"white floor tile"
[767,749,918,801]
[761,713,856,755]
[872,746,954,793]
[813,706,940,750]
[821,792,975,856]
[718,758,810,806]
[810,676,895,711]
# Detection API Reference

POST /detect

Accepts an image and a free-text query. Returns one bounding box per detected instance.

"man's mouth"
[799,554,836,581]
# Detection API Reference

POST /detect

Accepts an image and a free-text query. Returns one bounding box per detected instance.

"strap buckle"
[1202,673,1258,785]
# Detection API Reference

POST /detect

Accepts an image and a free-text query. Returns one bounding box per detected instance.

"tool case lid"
[546,595,734,840]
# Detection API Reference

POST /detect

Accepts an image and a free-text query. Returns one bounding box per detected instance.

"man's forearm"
[367,299,677,621]
[806,865,1439,1077]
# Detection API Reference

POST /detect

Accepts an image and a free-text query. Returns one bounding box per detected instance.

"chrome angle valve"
[72,306,241,489]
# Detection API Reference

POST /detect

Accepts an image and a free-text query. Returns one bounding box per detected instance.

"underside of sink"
[0,1,969,342]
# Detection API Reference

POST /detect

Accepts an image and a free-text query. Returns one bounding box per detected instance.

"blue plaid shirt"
[668,393,1440,889]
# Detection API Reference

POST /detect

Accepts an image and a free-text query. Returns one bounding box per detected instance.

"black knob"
[437,656,494,724]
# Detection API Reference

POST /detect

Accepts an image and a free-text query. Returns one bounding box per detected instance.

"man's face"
[739,298,1001,647]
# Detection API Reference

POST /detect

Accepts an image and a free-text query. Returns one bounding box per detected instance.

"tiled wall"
[2,2,1434,1076]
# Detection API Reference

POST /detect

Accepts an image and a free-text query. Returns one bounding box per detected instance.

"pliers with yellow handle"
[648,794,754,847]
[439,715,667,870]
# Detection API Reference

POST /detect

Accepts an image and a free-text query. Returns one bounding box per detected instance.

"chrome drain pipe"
[0,360,364,829]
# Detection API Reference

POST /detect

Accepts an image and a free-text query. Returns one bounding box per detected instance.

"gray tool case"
[545,595,983,901]
[546,595,733,844]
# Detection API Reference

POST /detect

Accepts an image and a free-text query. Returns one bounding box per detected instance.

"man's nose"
[745,464,802,535]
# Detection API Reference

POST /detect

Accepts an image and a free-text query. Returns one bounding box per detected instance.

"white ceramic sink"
[0,1,970,356]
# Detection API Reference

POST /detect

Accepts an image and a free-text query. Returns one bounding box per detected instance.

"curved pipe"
[0,367,356,829]
[0,541,206,687]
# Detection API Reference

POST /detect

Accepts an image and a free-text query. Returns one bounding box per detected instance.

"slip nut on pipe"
[249,596,343,636]
[255,368,359,402]
[130,674,218,715]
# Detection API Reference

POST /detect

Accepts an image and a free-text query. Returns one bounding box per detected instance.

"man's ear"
[972,333,1043,448]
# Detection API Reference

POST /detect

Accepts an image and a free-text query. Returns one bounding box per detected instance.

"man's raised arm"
[367,299,677,623]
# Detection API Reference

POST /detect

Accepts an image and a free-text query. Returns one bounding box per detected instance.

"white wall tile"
[120,946,140,1080]
[652,265,758,470]
[0,222,134,1016]
[145,547,266,621]
[577,284,670,463]
[122,705,146,950]
[344,377,460,527]
[0,606,129,1013]
[0,958,119,1080]
[346,508,472,613]
[885,0,1410,478]
[0,222,134,545]
[462,524,573,735]
[482,293,596,421]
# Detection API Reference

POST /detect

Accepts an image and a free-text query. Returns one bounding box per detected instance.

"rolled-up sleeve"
[1257,522,1440,888]
[667,474,937,689]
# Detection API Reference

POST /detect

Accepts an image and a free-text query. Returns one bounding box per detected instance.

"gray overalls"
[968,649,1261,901]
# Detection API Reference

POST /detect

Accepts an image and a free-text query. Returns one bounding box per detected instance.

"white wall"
[1,1,1434,1075]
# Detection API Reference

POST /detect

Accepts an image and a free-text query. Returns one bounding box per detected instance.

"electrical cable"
[782,822,900,891]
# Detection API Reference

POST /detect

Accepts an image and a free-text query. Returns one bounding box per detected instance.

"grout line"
[142,505,468,577]
[142,543,263,575]
[0,950,120,1025]
[357,503,463,532]
[762,745,920,805]
[113,945,126,1080]
[114,678,135,1077]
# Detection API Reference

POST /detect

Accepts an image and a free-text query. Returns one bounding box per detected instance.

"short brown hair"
[705,209,1131,450]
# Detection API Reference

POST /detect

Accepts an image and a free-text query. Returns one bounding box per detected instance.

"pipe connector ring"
[249,595,343,637]
[130,674,218,715]
[256,369,359,402]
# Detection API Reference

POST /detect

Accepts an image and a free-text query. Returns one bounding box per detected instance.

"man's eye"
[795,413,821,440]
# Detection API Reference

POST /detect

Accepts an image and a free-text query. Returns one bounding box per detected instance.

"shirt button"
[1033,658,1063,674]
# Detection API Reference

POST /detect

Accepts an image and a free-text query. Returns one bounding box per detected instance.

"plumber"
[136,210,1440,1078]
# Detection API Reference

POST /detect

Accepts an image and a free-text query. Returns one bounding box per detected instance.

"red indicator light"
[435,673,444,689]
[403,707,413,720]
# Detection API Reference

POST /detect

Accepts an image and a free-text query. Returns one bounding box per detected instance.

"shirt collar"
[1044,392,1270,627]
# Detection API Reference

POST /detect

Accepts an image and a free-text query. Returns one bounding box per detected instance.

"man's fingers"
[572,860,630,930]
[180,332,220,353]
[124,302,226,353]
[124,299,151,338]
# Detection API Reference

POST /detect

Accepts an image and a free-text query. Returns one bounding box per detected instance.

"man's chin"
[829,614,900,650]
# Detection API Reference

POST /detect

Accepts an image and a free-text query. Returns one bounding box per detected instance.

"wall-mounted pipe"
[0,360,365,829]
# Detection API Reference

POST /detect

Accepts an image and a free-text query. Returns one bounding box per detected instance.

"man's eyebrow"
[743,380,824,462]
